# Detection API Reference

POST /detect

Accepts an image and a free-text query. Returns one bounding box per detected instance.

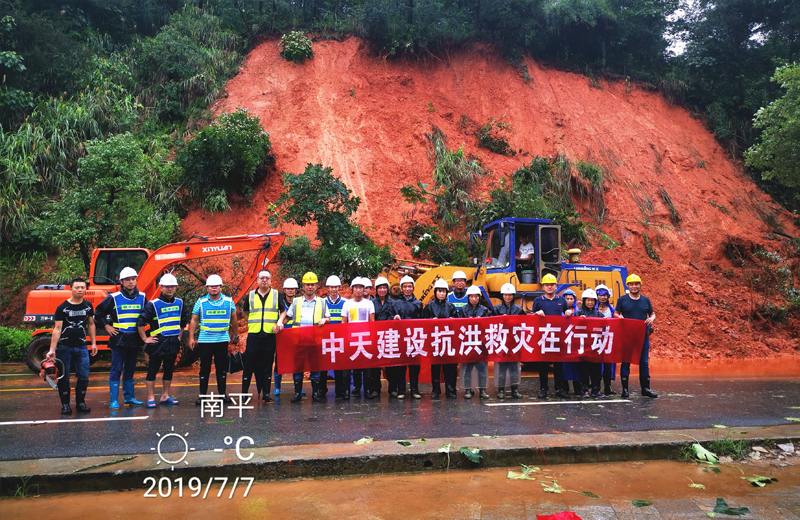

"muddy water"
[3,460,799,519]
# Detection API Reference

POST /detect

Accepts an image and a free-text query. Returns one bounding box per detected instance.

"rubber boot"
[290,380,303,403]
[123,380,143,406]
[311,380,322,402]
[479,388,490,399]
[109,380,120,410]
[58,377,71,413]
[76,380,91,413]
[620,377,630,399]
[510,385,523,399]
[640,376,658,398]
[262,376,274,403]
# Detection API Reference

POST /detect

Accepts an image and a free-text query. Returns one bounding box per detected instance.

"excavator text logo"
[202,245,233,253]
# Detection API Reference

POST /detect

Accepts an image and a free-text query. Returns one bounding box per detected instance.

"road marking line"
[485,399,631,407]
[0,416,149,426]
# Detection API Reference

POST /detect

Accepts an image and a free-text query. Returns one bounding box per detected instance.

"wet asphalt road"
[1,363,799,461]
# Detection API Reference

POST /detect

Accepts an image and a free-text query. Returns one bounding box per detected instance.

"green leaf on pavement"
[687,477,705,489]
[713,497,750,516]
[507,470,536,480]
[541,481,564,494]
[645,415,658,419]
[354,436,373,445]
[556,417,566,420]
[713,425,727,429]
[742,475,778,487]
[787,406,800,409]
[578,491,600,498]
[471,433,481,437]
[632,500,653,507]
[217,419,234,424]
[520,464,541,474]
[706,512,717,518]
[692,443,719,464]
[396,440,412,447]
[437,443,451,454]
[417,438,427,443]
[459,447,482,463]
[785,417,800,422]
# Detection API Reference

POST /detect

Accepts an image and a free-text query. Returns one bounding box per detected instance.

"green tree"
[745,63,800,188]
[34,133,180,270]
[178,107,272,212]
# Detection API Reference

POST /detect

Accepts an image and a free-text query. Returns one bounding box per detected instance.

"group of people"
[47,267,656,414]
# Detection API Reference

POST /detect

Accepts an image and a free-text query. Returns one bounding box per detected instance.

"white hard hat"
[400,275,415,286]
[362,278,372,287]
[159,273,178,286]
[466,285,482,296]
[326,275,342,287]
[350,277,365,287]
[433,279,449,291]
[119,267,138,280]
[500,283,516,295]
[595,284,613,298]
[581,288,598,300]
[206,274,223,286]
[283,278,298,289]
[375,276,390,287]
[452,270,467,281]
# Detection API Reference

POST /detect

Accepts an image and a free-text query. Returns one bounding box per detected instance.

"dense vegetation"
[1,1,798,291]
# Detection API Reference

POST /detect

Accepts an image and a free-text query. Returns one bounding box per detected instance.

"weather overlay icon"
[151,426,195,471]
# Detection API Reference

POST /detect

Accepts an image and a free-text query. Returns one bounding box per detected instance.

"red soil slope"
[183,37,799,359]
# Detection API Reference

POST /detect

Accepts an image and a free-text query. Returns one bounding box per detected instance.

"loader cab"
[472,218,562,285]
[90,248,150,287]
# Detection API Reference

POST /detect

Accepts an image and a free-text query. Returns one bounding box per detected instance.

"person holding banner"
[325,275,347,399]
[615,274,657,399]
[458,285,491,399]
[560,288,581,397]
[342,277,375,399]
[273,277,299,396]
[424,279,459,399]
[240,269,286,404]
[532,273,573,400]
[391,275,423,398]
[575,288,605,398]
[447,271,469,311]
[283,272,331,403]
[370,276,395,397]
[595,284,617,396]
[492,283,525,399]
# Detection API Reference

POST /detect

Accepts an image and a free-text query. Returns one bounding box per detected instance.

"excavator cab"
[91,249,150,287]
[474,218,562,282]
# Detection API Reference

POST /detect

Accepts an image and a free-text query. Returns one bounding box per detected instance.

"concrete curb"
[2,424,799,496]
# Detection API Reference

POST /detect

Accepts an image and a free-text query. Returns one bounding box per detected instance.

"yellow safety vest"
[289,296,324,326]
[247,289,279,334]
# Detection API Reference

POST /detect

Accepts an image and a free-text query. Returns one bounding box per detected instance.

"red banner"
[275,315,646,374]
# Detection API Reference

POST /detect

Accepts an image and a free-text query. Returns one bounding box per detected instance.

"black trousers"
[370,368,383,394]
[431,363,458,392]
[538,362,565,392]
[146,353,178,381]
[386,366,406,394]
[578,361,602,393]
[241,333,276,398]
[352,369,372,395]
[408,364,420,393]
[334,370,351,397]
[197,342,228,396]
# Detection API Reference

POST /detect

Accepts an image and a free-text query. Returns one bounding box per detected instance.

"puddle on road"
[3,460,799,519]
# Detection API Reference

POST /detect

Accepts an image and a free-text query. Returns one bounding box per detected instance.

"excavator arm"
[137,232,286,303]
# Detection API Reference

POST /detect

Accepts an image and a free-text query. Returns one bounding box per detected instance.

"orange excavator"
[22,233,285,373]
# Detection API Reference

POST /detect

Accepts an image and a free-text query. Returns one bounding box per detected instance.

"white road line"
[0,416,149,426]
[485,399,631,407]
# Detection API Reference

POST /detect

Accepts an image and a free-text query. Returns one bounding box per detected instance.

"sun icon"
[151,426,195,471]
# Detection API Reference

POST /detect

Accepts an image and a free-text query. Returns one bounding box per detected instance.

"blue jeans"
[293,371,321,382]
[55,345,90,381]
[110,348,138,383]
[621,338,650,383]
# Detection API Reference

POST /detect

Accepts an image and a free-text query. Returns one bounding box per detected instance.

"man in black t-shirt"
[615,274,657,399]
[46,278,97,414]
[531,274,573,399]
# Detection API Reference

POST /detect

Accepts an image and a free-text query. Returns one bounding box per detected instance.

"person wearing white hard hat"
[188,274,239,405]
[595,284,617,396]
[136,273,187,408]
[447,271,469,311]
[575,289,604,398]
[95,266,146,409]
[325,274,349,399]
[362,277,374,301]
[390,275,423,398]
[240,269,287,404]
[424,278,459,399]
[493,283,525,399]
[342,277,376,398]
[370,276,395,396]
[458,285,491,399]
[273,277,299,396]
